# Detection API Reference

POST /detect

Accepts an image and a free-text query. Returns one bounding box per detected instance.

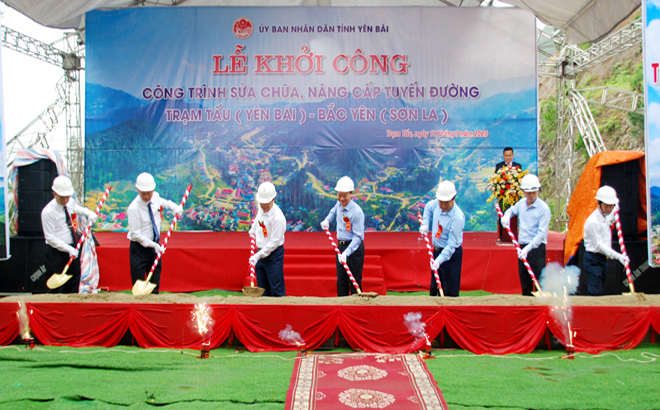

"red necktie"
[64,207,78,244]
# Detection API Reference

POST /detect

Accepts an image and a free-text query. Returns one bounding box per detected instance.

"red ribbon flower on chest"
[343,215,352,232]
[258,220,268,238]
[435,222,443,239]
[71,213,80,232]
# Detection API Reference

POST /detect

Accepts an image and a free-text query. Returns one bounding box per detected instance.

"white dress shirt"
[249,203,286,257]
[127,191,178,249]
[41,198,96,252]
[504,197,551,248]
[583,208,617,258]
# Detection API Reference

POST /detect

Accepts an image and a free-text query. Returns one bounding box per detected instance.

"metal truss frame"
[1,26,85,195]
[541,16,644,232]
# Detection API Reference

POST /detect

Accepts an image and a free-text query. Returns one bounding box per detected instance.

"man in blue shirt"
[420,180,465,297]
[321,176,365,296]
[501,174,551,296]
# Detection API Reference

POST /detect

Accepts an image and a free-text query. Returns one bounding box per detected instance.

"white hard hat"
[595,185,619,205]
[520,174,541,192]
[256,181,277,203]
[436,181,457,201]
[335,176,355,192]
[136,172,156,191]
[52,176,74,196]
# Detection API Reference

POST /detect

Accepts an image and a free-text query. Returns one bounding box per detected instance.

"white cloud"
[647,107,660,183]
[649,102,660,130]
[649,0,660,10]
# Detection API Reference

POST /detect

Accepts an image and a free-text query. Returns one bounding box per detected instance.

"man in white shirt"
[420,180,465,297]
[249,182,286,297]
[127,173,182,294]
[320,176,365,296]
[41,176,98,293]
[583,186,629,296]
[501,174,551,296]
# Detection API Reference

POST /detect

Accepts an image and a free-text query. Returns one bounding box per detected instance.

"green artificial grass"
[2,344,659,409]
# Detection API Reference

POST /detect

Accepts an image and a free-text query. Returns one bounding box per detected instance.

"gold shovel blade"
[352,291,379,298]
[132,279,157,295]
[532,290,554,299]
[622,292,645,301]
[242,286,265,297]
[46,273,73,289]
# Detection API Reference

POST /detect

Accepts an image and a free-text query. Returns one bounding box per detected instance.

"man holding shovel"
[249,182,287,297]
[421,180,465,297]
[41,176,98,294]
[501,174,551,296]
[127,173,183,294]
[583,186,629,296]
[321,176,365,297]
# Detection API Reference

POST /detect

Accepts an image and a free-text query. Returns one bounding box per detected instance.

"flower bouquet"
[487,166,529,211]
[487,166,528,242]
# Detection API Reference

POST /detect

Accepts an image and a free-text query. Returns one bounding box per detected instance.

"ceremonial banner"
[0,15,8,259]
[85,7,538,232]
[645,0,660,266]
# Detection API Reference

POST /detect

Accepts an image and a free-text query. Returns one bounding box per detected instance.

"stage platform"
[94,231,566,295]
[1,294,658,355]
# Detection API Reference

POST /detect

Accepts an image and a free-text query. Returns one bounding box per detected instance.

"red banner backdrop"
[1,302,659,355]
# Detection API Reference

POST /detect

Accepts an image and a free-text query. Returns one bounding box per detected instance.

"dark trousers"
[130,241,162,294]
[337,241,364,296]
[431,246,462,297]
[46,245,81,294]
[584,251,607,296]
[518,243,546,296]
[255,246,285,297]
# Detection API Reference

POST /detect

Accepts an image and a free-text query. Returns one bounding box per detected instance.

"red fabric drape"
[547,306,652,354]
[444,306,547,354]
[29,303,130,347]
[1,303,658,355]
[0,303,20,345]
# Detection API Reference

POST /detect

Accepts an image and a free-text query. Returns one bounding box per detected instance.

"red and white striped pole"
[322,226,362,295]
[145,185,192,278]
[495,203,543,293]
[248,218,258,287]
[76,185,112,253]
[416,212,445,297]
[613,208,635,293]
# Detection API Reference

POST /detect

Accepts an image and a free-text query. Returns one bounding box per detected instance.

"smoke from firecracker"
[540,262,580,344]
[16,301,31,339]
[278,324,305,346]
[403,312,426,340]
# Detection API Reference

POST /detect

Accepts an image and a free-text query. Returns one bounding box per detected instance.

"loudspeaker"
[0,236,49,293]
[573,240,659,295]
[17,160,58,236]
[600,160,640,241]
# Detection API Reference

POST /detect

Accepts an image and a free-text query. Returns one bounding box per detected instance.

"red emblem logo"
[233,18,253,39]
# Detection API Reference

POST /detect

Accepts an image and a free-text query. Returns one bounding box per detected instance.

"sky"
[1,4,72,159]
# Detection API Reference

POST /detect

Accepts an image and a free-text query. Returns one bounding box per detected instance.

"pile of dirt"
[2,292,657,307]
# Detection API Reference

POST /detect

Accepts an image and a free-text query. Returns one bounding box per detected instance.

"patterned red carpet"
[286,353,448,409]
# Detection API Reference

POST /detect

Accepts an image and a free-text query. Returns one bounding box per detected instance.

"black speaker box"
[0,236,49,293]
[600,160,640,241]
[573,240,659,295]
[18,191,53,212]
[17,159,58,236]
[18,170,57,192]
[17,211,45,237]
